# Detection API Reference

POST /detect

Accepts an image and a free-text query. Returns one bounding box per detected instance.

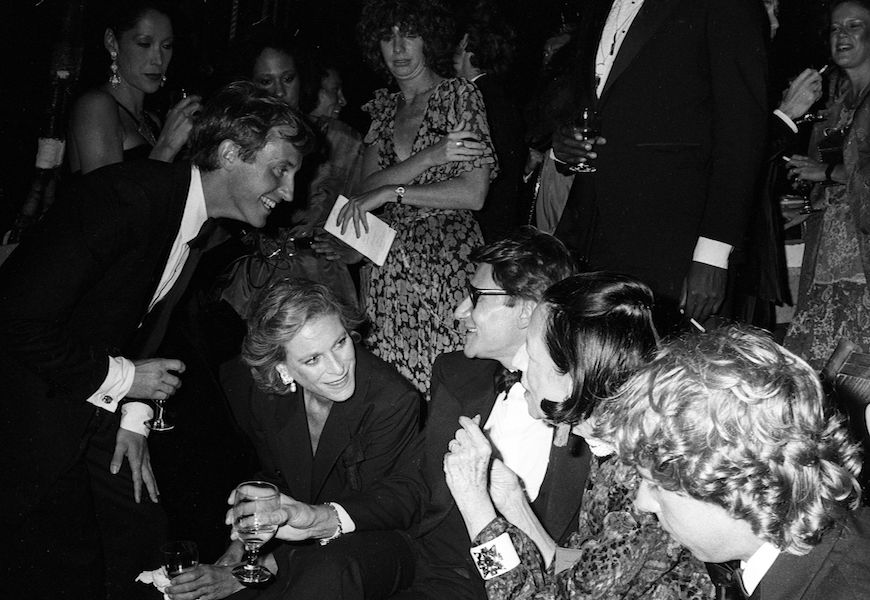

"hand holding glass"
[232,481,280,584]
[569,107,601,174]
[161,540,199,577]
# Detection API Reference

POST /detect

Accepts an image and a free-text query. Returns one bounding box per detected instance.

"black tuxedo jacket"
[245,347,426,532]
[555,0,769,304]
[0,159,194,519]
[416,351,591,571]
[751,507,870,600]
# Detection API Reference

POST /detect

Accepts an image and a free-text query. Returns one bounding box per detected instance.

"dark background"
[0,0,832,234]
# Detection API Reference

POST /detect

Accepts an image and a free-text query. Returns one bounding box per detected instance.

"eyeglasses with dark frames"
[466,280,511,308]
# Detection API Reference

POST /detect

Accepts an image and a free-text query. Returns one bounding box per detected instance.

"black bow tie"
[494,366,523,396]
[706,561,749,600]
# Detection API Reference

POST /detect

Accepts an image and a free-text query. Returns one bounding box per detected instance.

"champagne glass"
[149,397,174,432]
[161,540,199,578]
[568,107,601,174]
[232,481,280,584]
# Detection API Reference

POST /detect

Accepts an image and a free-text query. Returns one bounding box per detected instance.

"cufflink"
[101,395,113,404]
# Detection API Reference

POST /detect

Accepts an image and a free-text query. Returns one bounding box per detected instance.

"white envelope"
[324,195,396,267]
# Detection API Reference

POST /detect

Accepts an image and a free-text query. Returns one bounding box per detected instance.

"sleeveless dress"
[361,78,498,393]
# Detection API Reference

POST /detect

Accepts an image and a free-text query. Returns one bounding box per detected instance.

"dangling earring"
[109,51,121,88]
[160,74,167,87]
[278,368,297,393]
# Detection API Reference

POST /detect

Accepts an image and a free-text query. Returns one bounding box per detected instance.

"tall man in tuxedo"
[394,228,587,599]
[552,0,769,329]
[607,326,870,600]
[0,82,314,599]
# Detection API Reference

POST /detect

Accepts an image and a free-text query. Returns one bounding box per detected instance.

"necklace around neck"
[115,99,158,146]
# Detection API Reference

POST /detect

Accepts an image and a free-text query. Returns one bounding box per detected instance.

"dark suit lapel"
[273,389,315,502]
[599,0,682,103]
[309,361,374,501]
[752,526,839,600]
[536,435,592,544]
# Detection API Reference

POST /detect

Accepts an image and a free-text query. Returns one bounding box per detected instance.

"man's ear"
[217,139,240,168]
[517,299,538,330]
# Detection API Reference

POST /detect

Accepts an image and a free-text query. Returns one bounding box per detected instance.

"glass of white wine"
[161,540,199,578]
[232,481,280,584]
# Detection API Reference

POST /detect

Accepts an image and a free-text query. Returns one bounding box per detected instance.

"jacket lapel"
[273,389,315,502]
[537,435,592,544]
[308,359,374,501]
[752,524,839,599]
[599,0,682,103]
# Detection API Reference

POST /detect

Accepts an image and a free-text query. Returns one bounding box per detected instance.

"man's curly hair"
[598,325,863,556]
[357,0,457,80]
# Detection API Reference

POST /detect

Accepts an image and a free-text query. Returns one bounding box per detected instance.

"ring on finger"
[456,140,464,147]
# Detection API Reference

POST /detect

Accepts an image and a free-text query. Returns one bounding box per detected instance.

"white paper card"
[324,195,396,267]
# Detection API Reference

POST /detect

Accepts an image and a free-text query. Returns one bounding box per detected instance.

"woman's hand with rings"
[155,95,202,157]
[335,186,394,237]
[785,154,826,183]
[427,126,485,166]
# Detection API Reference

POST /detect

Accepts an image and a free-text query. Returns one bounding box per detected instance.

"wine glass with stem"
[232,481,280,584]
[568,107,601,174]
[149,396,174,432]
[161,540,199,578]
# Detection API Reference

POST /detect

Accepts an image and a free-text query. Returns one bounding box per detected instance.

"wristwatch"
[395,186,406,205]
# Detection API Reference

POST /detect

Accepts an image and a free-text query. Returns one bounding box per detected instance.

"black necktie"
[706,561,749,600]
[494,366,523,397]
[133,218,220,357]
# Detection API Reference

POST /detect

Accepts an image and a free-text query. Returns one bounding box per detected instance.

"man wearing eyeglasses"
[392,227,588,600]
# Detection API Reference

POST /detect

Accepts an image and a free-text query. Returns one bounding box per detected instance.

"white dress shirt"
[741,542,781,595]
[484,381,554,501]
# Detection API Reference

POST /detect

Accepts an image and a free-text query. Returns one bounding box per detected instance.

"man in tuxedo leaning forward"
[606,326,870,600]
[393,228,589,599]
[0,81,314,599]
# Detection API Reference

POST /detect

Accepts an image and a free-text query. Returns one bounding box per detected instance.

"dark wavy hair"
[539,272,658,424]
[242,278,364,395]
[357,0,457,80]
[602,325,863,555]
[470,227,576,306]
[106,0,174,38]
[188,81,316,171]
[457,0,517,76]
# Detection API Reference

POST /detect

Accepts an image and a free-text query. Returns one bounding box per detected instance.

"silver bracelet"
[318,502,343,546]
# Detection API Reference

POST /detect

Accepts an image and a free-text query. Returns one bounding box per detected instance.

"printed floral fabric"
[786,74,870,369]
[473,459,713,600]
[360,78,497,393]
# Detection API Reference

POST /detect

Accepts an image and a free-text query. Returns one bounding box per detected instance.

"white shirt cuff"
[470,532,521,580]
[331,502,356,533]
[121,402,154,437]
[692,237,732,270]
[86,356,136,413]
[773,109,799,133]
[548,147,567,165]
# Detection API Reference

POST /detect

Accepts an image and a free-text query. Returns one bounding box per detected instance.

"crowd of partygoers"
[3,0,870,599]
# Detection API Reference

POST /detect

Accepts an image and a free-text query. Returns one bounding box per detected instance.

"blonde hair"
[600,325,863,555]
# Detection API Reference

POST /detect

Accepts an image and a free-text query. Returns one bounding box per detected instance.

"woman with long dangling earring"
[67,0,202,175]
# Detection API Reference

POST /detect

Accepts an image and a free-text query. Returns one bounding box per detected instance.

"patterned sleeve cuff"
[470,531,522,580]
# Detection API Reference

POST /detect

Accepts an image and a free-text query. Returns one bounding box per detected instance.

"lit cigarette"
[819,65,830,75]
[689,318,706,332]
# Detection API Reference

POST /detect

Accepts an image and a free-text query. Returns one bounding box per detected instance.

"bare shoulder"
[70,88,120,127]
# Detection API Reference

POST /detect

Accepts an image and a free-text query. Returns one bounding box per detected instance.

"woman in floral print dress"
[337,0,497,393]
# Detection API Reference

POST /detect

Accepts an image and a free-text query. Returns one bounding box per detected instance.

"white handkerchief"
[135,566,171,600]
[324,195,397,266]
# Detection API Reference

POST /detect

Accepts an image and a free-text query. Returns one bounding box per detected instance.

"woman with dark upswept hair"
[335,0,498,394]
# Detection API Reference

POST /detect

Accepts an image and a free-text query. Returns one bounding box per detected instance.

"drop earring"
[278,368,297,393]
[160,74,167,87]
[109,51,121,88]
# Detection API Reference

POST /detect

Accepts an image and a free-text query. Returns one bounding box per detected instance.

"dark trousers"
[3,409,167,600]
[231,530,415,600]
[389,538,487,600]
